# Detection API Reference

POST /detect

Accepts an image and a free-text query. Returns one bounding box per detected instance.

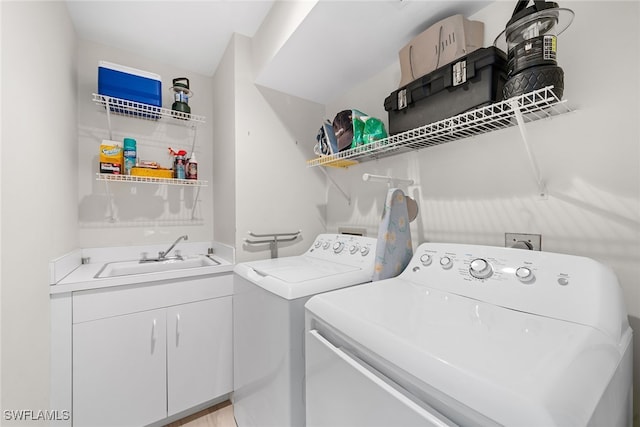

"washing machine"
[233,233,377,427]
[305,242,633,426]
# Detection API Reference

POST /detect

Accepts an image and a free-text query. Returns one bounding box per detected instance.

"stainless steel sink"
[95,255,221,278]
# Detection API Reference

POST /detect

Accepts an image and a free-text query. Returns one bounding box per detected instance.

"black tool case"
[384,46,508,135]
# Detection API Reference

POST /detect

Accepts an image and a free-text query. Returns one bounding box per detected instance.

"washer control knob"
[516,266,534,283]
[322,241,331,250]
[440,256,453,269]
[419,254,432,266]
[360,246,370,256]
[349,244,359,254]
[469,258,492,279]
[314,241,322,248]
[333,242,344,253]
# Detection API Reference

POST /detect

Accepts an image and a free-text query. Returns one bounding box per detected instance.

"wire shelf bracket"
[321,167,351,205]
[96,173,208,222]
[92,93,205,150]
[92,93,208,223]
[306,86,572,197]
[510,98,548,199]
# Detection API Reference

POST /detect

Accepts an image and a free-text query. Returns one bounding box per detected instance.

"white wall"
[212,37,237,248]
[230,34,327,261]
[76,39,215,248]
[252,0,318,81]
[324,1,640,423]
[1,0,636,422]
[0,1,78,419]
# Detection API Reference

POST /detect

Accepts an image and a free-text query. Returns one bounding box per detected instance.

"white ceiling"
[66,1,275,76]
[66,0,493,104]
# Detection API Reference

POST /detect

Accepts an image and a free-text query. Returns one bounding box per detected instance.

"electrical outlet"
[505,233,542,251]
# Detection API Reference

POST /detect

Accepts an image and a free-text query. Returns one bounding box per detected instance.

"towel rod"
[362,173,414,187]
[244,230,301,258]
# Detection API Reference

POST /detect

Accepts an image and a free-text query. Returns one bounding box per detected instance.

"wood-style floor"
[166,401,236,427]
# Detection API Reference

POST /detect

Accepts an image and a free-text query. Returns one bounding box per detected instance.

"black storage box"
[384,46,508,135]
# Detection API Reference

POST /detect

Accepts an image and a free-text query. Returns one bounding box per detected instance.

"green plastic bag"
[350,110,388,148]
[363,117,388,144]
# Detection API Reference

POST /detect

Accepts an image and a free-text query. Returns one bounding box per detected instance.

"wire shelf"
[306,86,571,168]
[96,173,208,187]
[92,93,206,123]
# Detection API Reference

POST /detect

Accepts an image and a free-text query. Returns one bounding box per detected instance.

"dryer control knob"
[333,242,344,253]
[322,241,331,250]
[360,246,370,256]
[349,244,359,254]
[419,254,432,266]
[314,241,322,248]
[469,258,492,279]
[440,256,453,269]
[516,266,534,283]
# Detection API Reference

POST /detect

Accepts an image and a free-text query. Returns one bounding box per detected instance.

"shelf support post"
[104,96,114,141]
[191,186,201,220]
[189,124,198,157]
[103,179,116,222]
[510,99,547,199]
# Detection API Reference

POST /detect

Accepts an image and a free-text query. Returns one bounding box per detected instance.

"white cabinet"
[167,297,232,416]
[70,275,233,426]
[73,309,167,427]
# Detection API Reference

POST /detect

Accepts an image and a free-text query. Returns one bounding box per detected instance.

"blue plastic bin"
[98,61,162,118]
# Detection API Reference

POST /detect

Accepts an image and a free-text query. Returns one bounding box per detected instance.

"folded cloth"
[373,188,413,281]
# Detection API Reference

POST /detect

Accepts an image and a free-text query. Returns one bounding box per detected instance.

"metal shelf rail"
[96,173,208,187]
[306,86,571,168]
[92,93,206,125]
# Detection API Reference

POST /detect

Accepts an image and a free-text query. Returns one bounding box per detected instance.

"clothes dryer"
[233,233,377,427]
[305,243,633,426]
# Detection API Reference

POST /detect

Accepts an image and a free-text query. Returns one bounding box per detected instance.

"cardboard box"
[398,14,484,87]
[99,140,123,174]
[131,167,173,179]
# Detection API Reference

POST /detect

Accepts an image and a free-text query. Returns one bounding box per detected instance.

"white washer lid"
[234,256,371,300]
[246,257,359,282]
[305,278,631,426]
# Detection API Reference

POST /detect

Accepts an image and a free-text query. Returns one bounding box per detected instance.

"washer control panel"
[402,242,626,335]
[409,244,543,285]
[307,234,377,267]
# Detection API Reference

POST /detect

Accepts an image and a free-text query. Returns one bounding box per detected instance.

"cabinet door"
[73,309,167,427]
[167,296,232,416]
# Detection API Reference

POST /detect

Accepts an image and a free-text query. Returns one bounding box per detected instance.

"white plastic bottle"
[186,153,198,180]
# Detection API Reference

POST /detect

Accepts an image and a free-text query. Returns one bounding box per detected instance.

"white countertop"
[50,241,235,294]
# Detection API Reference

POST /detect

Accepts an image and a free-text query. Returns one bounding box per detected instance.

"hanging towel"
[373,188,413,281]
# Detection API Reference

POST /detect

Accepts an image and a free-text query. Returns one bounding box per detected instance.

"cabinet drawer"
[73,274,232,323]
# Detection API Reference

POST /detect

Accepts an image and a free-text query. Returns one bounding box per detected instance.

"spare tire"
[503,65,564,100]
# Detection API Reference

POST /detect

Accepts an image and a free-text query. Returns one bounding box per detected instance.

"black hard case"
[384,47,508,135]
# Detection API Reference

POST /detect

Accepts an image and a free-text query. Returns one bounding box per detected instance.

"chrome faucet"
[158,235,188,260]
